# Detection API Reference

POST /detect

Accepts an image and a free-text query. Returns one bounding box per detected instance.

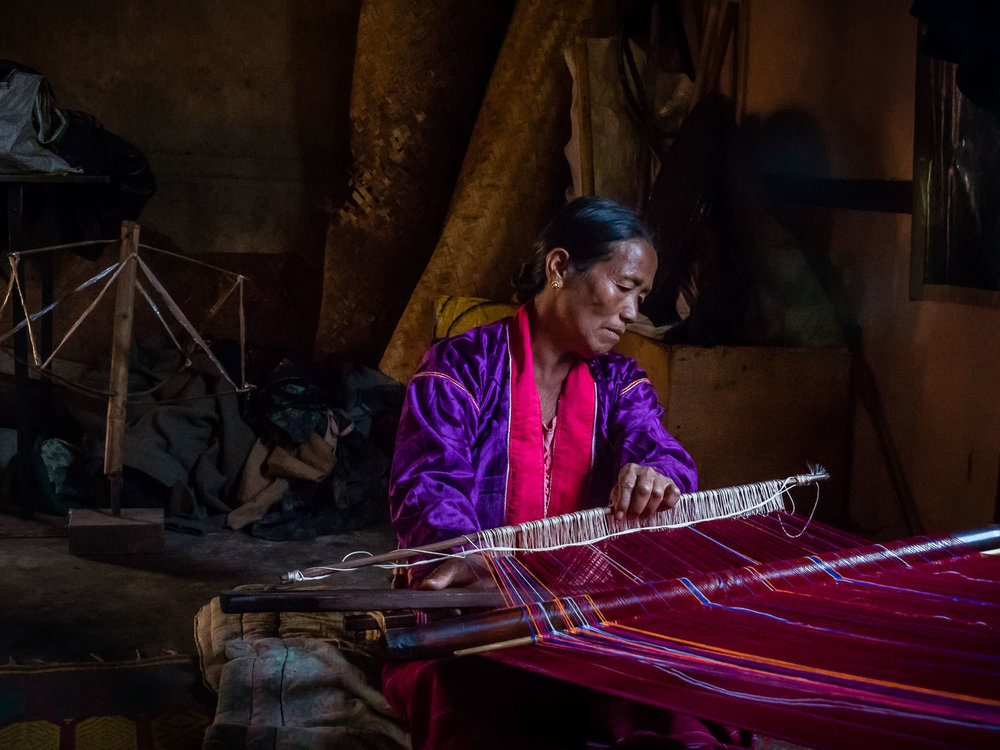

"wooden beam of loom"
[219,588,505,614]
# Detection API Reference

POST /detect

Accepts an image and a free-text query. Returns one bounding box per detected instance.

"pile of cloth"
[51,340,402,538]
[226,361,402,540]
[62,336,255,533]
[195,592,408,749]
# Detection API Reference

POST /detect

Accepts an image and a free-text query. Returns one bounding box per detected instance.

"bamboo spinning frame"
[1,220,249,515]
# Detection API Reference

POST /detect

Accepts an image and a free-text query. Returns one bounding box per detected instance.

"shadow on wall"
[0,1,368,362]
[643,101,845,349]
[741,107,923,539]
[286,0,363,355]
[743,108,846,342]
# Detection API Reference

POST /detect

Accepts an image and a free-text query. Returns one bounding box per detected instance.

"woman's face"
[549,238,657,357]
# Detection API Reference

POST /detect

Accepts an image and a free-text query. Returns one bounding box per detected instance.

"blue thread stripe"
[678,577,712,605]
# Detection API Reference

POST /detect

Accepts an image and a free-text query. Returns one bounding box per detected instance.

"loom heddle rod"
[282,468,831,582]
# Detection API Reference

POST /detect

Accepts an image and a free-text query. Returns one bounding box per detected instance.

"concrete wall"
[2,0,361,357]
[3,0,359,257]
[5,0,998,533]
[745,0,1000,535]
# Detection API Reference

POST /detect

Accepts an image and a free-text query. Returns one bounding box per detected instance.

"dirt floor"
[0,511,396,663]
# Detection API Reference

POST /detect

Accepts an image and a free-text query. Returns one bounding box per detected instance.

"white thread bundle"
[283,468,828,581]
[478,474,800,554]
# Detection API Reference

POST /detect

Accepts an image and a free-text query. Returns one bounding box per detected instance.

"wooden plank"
[766,177,913,214]
[691,0,721,106]
[704,1,738,98]
[68,508,164,555]
[735,0,750,123]
[6,183,32,519]
[573,39,595,196]
[679,0,702,73]
[0,174,108,184]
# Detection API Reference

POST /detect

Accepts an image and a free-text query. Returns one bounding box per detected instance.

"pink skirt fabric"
[383,657,752,750]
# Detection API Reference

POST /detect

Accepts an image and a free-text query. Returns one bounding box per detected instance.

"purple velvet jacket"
[389,318,697,549]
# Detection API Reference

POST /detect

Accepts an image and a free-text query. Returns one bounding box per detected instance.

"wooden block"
[68,508,165,555]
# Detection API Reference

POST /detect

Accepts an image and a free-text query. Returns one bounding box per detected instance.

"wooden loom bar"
[281,469,830,582]
[219,587,505,614]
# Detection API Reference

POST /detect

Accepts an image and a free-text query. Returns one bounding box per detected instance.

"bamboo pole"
[220,587,506,614]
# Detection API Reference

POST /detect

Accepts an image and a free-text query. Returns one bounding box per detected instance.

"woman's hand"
[414,555,496,590]
[610,463,680,520]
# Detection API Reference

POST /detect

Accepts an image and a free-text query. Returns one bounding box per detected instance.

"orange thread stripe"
[479,555,512,606]
[491,557,577,635]
[561,627,967,712]
[611,622,1000,708]
[411,371,480,411]
[515,564,578,631]
[619,378,650,396]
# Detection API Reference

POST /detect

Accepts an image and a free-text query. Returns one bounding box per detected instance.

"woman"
[391,196,696,588]
[385,198,745,749]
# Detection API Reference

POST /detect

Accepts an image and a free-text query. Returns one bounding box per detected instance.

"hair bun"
[512,261,541,303]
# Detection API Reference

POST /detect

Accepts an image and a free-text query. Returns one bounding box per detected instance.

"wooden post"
[637,1,660,208]
[104,221,139,516]
[69,219,163,553]
[573,39,595,197]
[690,0,720,107]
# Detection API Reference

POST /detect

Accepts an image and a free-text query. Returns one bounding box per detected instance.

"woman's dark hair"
[513,196,654,302]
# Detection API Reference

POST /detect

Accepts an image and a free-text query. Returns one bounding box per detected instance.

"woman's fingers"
[639,473,668,515]
[644,475,681,515]
[416,556,494,590]
[614,463,639,519]
[629,473,657,516]
[614,464,681,519]
[663,480,681,509]
[417,559,463,590]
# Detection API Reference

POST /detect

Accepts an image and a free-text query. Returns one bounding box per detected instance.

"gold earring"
[551,280,562,289]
